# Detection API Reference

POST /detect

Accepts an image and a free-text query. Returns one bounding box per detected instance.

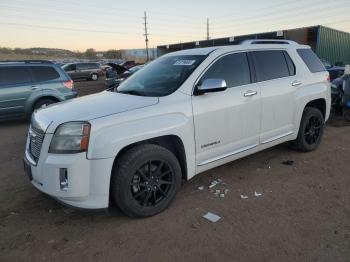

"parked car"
[62,62,102,81]
[105,65,144,88]
[120,60,137,69]
[0,60,77,120]
[321,59,344,81]
[24,40,330,217]
[331,65,350,121]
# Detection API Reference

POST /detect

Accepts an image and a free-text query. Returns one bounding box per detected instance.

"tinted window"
[63,64,76,71]
[0,66,32,86]
[77,63,87,70]
[297,49,326,73]
[253,50,291,81]
[79,63,99,70]
[88,63,99,69]
[31,66,60,82]
[201,53,251,87]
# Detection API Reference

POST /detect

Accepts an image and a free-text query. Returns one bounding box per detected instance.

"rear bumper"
[64,91,78,99]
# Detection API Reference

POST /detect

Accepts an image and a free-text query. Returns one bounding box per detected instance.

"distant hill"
[25,47,75,57]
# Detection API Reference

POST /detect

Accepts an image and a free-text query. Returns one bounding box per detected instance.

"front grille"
[29,125,45,162]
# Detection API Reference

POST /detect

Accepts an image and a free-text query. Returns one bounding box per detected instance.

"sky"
[0,0,349,51]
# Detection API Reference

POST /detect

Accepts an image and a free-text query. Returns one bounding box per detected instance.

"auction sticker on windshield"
[173,60,196,66]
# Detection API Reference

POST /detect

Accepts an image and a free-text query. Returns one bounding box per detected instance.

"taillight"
[64,80,73,89]
[326,73,330,83]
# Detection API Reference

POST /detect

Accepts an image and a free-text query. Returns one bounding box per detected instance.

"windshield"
[117,55,206,97]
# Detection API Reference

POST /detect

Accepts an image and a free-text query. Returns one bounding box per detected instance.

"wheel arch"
[26,95,61,116]
[305,98,327,119]
[111,135,188,181]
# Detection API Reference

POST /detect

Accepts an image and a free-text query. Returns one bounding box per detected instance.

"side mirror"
[196,78,227,95]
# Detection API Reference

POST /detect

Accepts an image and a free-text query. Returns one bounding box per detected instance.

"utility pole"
[206,18,210,40]
[143,11,149,62]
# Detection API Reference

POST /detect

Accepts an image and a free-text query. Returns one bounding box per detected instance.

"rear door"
[252,50,299,144]
[30,65,62,92]
[0,66,34,118]
[192,52,261,168]
[77,63,90,79]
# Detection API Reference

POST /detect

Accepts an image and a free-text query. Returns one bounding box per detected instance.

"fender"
[88,113,196,179]
[293,77,330,136]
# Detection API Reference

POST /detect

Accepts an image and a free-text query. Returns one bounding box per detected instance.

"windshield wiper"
[118,90,147,96]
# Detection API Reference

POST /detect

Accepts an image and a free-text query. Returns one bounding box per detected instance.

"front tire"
[111,144,182,218]
[33,98,56,111]
[289,107,325,152]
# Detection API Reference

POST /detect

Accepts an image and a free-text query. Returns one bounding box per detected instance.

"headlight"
[49,122,91,154]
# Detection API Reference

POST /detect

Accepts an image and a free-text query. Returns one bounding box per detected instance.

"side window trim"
[192,51,253,94]
[282,50,296,76]
[247,52,257,83]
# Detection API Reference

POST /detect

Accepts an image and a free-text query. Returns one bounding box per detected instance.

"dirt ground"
[0,79,349,262]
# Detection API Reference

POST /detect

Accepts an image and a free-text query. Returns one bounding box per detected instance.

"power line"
[211,0,346,28]
[0,22,203,39]
[211,3,350,33]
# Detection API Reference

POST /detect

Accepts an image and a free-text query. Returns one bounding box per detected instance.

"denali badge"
[201,140,220,149]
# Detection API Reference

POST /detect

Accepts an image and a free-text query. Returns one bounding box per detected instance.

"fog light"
[59,168,68,191]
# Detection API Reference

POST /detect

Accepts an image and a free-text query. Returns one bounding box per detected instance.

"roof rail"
[0,60,54,64]
[241,39,298,45]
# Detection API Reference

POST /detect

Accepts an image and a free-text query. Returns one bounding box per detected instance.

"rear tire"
[90,73,98,81]
[289,107,325,152]
[33,98,57,111]
[343,109,350,122]
[111,144,182,218]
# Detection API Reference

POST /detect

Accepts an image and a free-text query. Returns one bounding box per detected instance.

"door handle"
[244,90,258,97]
[31,86,39,90]
[291,80,303,87]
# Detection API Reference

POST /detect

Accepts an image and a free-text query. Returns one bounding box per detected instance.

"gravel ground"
[0,79,349,262]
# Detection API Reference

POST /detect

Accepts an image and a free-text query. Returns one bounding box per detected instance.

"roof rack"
[0,60,54,64]
[240,39,298,45]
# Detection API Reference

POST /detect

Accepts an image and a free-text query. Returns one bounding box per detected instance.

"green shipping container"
[316,26,350,65]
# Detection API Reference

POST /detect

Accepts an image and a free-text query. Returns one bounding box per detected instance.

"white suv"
[24,40,330,217]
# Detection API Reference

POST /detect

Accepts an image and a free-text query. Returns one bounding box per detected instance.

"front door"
[192,52,261,169]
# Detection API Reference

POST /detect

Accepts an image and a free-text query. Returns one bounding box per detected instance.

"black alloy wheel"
[303,115,322,145]
[111,144,182,218]
[130,160,175,207]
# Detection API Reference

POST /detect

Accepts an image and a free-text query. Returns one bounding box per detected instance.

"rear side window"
[201,52,251,88]
[88,63,99,69]
[252,50,290,82]
[31,66,60,82]
[0,66,32,86]
[297,49,326,73]
[78,63,99,70]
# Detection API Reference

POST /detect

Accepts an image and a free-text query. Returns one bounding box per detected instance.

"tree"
[104,49,122,59]
[85,48,96,59]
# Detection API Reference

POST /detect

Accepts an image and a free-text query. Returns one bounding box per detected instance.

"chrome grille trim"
[29,124,45,162]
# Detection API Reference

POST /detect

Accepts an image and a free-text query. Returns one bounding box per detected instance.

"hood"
[33,91,158,133]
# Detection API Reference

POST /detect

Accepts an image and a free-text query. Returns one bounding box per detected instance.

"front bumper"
[24,134,114,209]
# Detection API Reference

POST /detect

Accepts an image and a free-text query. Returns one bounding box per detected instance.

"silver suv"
[0,60,77,120]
